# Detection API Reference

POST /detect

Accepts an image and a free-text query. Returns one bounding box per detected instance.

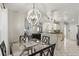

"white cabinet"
[56,34,63,50]
[69,25,77,40]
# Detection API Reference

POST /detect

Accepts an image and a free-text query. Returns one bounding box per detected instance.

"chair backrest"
[0,41,6,56]
[42,36,50,45]
[19,35,27,43]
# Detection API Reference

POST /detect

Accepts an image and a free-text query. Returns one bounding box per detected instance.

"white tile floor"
[54,39,79,56]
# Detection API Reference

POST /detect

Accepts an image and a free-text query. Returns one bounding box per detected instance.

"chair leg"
[20,49,26,56]
[31,48,33,53]
[28,50,29,55]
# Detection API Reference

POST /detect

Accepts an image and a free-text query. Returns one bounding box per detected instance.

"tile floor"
[54,39,79,56]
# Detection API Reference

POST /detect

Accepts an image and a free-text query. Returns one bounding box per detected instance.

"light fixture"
[27,3,41,25]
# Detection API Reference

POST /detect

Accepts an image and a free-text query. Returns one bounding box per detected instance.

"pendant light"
[27,3,41,25]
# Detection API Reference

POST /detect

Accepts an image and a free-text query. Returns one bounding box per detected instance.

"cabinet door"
[57,34,63,50]
[50,34,57,44]
[69,25,77,40]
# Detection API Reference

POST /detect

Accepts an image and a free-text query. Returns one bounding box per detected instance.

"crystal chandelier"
[27,3,41,25]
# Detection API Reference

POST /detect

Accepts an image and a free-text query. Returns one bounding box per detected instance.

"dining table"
[19,39,56,56]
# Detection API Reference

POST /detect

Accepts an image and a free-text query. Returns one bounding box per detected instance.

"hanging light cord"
[33,3,35,9]
[2,3,6,9]
[33,3,35,15]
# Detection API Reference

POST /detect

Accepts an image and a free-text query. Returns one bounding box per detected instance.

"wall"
[8,11,25,42]
[8,10,65,47]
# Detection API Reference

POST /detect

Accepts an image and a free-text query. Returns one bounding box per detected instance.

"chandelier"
[27,3,41,25]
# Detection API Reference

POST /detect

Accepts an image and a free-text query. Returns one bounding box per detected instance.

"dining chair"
[0,41,6,56]
[29,43,56,56]
[41,36,50,45]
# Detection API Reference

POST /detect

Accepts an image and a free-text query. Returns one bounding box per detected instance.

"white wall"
[0,8,25,55]
[8,11,25,42]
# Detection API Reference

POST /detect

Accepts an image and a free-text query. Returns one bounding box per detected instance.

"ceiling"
[4,3,79,24]
[4,3,79,13]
